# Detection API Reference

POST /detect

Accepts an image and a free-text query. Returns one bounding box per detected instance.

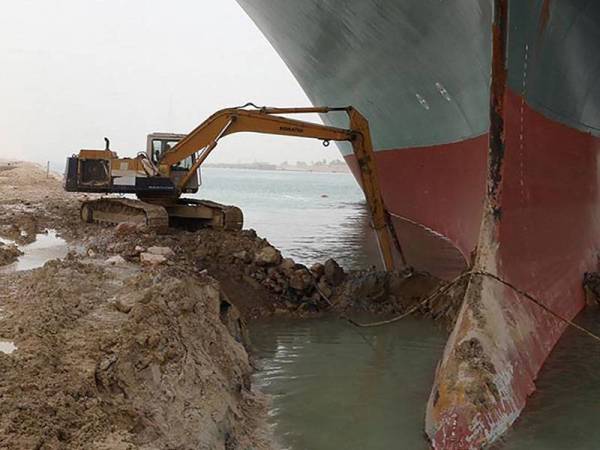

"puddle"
[0,230,69,273]
[0,340,17,354]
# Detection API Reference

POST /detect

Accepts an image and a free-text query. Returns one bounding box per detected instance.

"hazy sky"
[0,0,336,167]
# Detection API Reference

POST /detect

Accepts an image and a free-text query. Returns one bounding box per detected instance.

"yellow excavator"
[64,104,401,270]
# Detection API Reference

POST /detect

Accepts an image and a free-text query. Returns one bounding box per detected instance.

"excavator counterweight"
[64,105,401,270]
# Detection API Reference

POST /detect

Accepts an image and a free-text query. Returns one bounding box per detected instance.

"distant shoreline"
[204,161,350,174]
[6,158,351,176]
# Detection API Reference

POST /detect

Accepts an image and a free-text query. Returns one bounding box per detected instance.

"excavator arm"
[160,107,354,173]
[159,105,404,271]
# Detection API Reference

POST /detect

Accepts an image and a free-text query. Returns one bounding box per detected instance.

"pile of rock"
[93,241,177,267]
[140,246,176,265]
[79,225,443,318]
[235,244,347,310]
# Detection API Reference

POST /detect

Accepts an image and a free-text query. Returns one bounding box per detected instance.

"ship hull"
[345,134,487,280]
[425,87,600,449]
[237,0,600,447]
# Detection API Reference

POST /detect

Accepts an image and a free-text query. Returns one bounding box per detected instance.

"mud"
[0,242,22,266]
[455,338,500,407]
[0,161,458,449]
[0,258,269,449]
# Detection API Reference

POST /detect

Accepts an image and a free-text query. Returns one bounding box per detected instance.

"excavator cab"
[147,133,199,194]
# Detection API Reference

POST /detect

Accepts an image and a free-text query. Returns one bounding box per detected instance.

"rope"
[325,270,600,343]
[313,279,379,351]
[471,271,600,343]
[344,271,470,328]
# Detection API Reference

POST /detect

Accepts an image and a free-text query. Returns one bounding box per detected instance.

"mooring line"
[322,270,600,343]
[313,279,378,351]
[470,271,600,343]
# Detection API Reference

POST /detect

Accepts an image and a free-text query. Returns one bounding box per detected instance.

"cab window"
[151,139,193,170]
[152,140,162,163]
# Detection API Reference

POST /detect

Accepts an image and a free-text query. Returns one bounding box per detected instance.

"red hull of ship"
[347,89,600,448]
[345,134,488,280]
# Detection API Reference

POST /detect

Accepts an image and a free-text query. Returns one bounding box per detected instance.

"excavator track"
[80,198,169,232]
[80,197,243,232]
[177,198,244,231]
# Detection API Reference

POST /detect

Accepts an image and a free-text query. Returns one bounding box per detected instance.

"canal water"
[495,309,600,450]
[196,167,381,270]
[200,167,600,449]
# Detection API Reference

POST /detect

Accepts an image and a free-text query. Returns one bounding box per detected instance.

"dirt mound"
[0,259,268,449]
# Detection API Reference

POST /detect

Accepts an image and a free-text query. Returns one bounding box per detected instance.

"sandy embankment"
[0,161,458,449]
[0,162,272,449]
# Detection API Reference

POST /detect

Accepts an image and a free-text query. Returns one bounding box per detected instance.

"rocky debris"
[279,258,295,274]
[254,246,281,266]
[233,250,252,264]
[289,267,314,293]
[105,255,126,265]
[137,247,175,266]
[140,252,167,266]
[0,217,38,245]
[332,269,440,315]
[324,258,345,286]
[317,278,333,298]
[146,246,175,257]
[340,270,390,303]
[0,242,22,266]
[309,262,325,279]
[84,223,443,319]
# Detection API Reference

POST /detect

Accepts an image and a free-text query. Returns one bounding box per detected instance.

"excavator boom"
[64,105,402,271]
[160,107,354,168]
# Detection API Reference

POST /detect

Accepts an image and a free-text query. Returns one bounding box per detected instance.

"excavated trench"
[250,316,446,450]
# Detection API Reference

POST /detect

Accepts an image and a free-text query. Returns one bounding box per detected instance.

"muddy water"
[250,317,446,450]
[0,230,68,272]
[251,313,600,450]
[495,309,600,449]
